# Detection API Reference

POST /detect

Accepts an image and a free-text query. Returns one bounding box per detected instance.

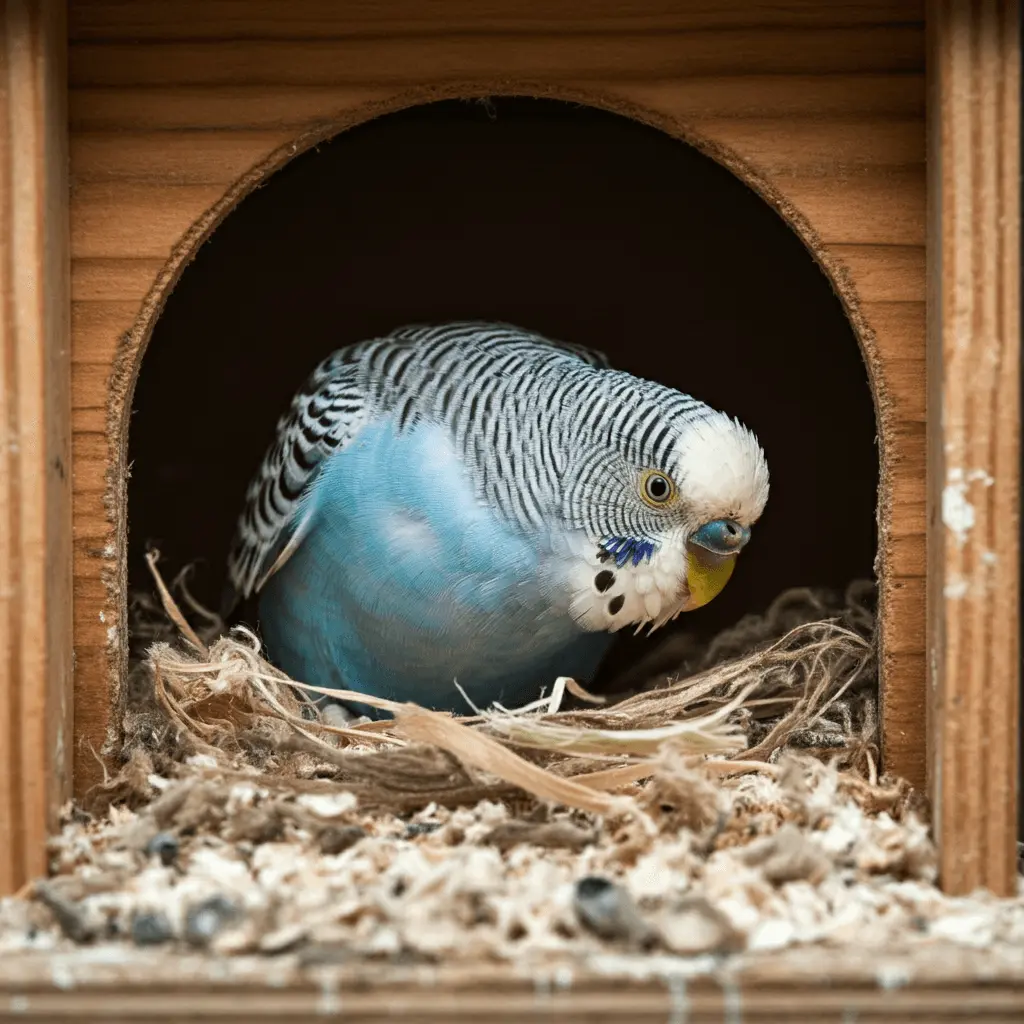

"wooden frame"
[0,0,1021,1014]
[0,0,1020,925]
[67,0,931,814]
[0,951,1023,1021]
[927,0,1021,897]
[0,0,72,895]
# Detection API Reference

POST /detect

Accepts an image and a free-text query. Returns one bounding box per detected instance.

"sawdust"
[4,749,1022,967]
[4,573,1023,974]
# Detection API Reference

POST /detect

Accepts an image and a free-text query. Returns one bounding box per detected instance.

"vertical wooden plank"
[928,0,1021,896]
[0,0,72,893]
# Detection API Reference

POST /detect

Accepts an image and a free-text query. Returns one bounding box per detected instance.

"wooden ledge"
[0,945,1022,1020]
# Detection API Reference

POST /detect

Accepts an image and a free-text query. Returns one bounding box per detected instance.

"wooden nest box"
[0,0,1019,916]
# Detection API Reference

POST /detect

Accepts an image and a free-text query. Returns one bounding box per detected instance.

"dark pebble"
[573,875,649,943]
[131,911,174,946]
[184,895,240,947]
[68,805,92,825]
[145,832,179,867]
[34,883,94,943]
[318,825,366,855]
[403,822,441,838]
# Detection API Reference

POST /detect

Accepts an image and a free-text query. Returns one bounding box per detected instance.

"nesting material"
[4,748,1023,970]
[3,578,1023,979]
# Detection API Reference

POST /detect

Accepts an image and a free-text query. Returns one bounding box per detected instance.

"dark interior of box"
[126,96,879,692]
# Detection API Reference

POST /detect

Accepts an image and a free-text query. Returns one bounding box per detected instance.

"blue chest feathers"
[257,418,612,717]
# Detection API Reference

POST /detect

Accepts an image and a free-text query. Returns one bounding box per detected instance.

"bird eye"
[640,470,676,507]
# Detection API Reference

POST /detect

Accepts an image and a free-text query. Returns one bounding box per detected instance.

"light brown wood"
[0,945,1023,1021]
[70,258,166,301]
[70,130,293,184]
[0,986,1020,1021]
[66,0,931,38]
[830,245,927,303]
[66,1,929,810]
[772,173,926,244]
[927,0,1021,897]
[0,0,72,893]
[67,31,926,87]
[69,76,924,133]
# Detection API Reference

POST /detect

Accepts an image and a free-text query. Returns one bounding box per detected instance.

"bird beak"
[679,519,751,611]
[689,518,751,555]
[680,543,738,611]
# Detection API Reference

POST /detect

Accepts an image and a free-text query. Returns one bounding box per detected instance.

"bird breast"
[562,532,690,636]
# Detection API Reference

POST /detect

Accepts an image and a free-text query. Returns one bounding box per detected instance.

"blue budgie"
[224,322,769,721]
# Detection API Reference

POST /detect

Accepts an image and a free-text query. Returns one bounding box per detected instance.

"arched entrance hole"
[126,97,879,689]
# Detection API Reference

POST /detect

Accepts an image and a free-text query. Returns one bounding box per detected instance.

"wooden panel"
[891,534,927,576]
[71,183,226,259]
[69,77,924,133]
[67,32,925,88]
[66,1,929,810]
[621,73,926,121]
[885,359,928,421]
[1,946,1024,1021]
[72,406,104,432]
[927,0,1021,897]
[830,245,927,303]
[885,578,928,656]
[69,85,390,132]
[773,172,926,245]
[71,258,165,301]
[71,130,292,185]
[68,0,928,38]
[0,0,72,893]
[700,117,925,173]
[884,649,929,776]
[72,300,142,353]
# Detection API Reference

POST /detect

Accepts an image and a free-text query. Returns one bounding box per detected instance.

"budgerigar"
[224,322,769,720]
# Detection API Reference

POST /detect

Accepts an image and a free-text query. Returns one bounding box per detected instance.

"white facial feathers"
[671,411,769,528]
[563,409,768,636]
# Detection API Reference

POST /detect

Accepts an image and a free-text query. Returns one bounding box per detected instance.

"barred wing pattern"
[225,322,612,604]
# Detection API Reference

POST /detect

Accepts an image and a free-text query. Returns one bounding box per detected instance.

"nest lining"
[2,573,1023,980]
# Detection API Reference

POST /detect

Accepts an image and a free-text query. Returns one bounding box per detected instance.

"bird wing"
[537,336,611,371]
[224,350,370,606]
[223,322,613,612]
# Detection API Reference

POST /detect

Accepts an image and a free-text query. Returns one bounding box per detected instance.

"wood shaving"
[2,751,1022,971]
[4,578,1022,981]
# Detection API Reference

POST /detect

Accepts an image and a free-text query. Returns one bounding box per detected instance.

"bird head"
[567,397,769,622]
[663,411,769,611]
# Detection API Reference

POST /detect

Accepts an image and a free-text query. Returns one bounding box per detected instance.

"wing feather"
[223,322,613,612]
[224,351,369,604]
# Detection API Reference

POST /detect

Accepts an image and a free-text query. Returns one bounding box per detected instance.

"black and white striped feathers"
[225,321,769,629]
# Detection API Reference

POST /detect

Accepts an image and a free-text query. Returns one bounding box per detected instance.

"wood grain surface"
[65,1,929,818]
[927,0,1021,897]
[0,0,72,893]
[0,945,1023,1021]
